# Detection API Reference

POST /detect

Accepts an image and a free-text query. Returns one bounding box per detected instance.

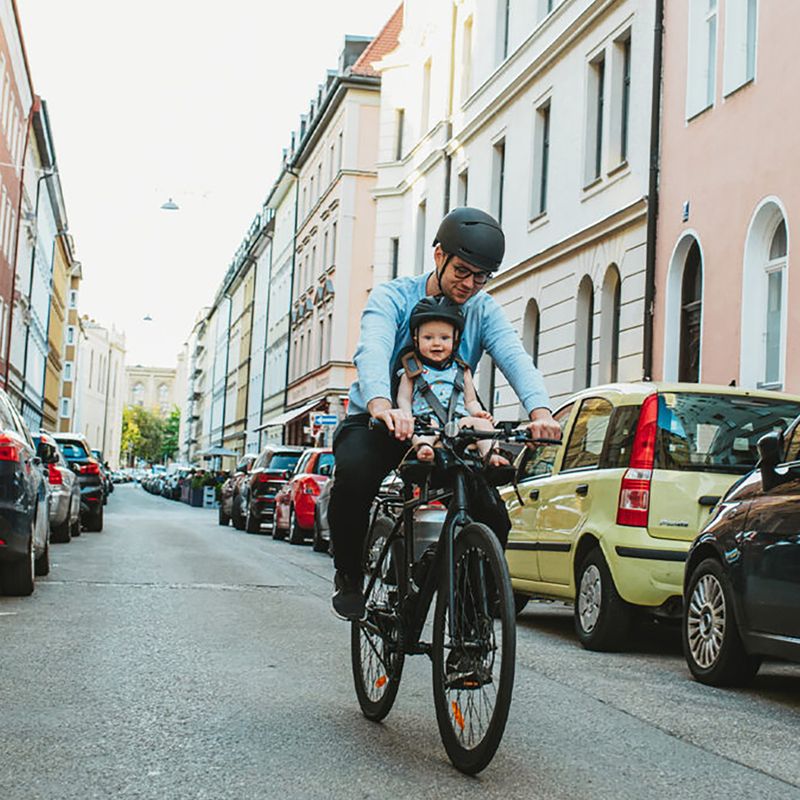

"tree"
[161,407,180,461]
[121,406,164,464]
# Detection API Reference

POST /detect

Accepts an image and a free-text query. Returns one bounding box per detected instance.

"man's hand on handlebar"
[527,407,562,445]
[367,398,415,441]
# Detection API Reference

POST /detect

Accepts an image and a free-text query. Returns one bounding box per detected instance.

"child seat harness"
[400,351,467,426]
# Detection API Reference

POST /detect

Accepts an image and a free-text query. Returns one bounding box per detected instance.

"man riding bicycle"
[329,206,561,620]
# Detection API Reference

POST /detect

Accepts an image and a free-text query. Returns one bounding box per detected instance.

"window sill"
[582,176,602,193]
[607,160,629,178]
[527,212,549,232]
[723,77,755,101]
[686,103,714,124]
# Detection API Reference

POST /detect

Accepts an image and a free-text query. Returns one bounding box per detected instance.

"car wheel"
[513,592,530,616]
[71,515,81,537]
[288,506,305,545]
[218,505,230,527]
[1,530,34,596]
[34,537,50,577]
[51,518,71,544]
[683,557,761,686]
[312,507,327,552]
[574,547,633,651]
[232,497,246,531]
[245,508,261,534]
[86,504,104,533]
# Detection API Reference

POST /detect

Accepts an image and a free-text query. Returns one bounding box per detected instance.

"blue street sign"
[312,413,339,427]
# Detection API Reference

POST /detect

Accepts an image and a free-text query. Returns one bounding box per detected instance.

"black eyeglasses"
[451,263,492,285]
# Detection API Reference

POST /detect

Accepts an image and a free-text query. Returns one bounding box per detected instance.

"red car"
[273,448,335,545]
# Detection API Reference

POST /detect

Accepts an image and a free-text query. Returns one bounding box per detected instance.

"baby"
[395,296,509,467]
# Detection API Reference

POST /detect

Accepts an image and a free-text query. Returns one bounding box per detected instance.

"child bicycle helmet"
[408,296,465,338]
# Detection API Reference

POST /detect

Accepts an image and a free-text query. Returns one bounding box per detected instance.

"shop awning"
[254,398,323,432]
[198,445,239,457]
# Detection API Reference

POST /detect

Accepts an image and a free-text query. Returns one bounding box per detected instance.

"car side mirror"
[318,464,331,477]
[758,431,784,491]
[36,440,58,464]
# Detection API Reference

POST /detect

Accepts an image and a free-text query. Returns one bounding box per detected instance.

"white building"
[372,0,656,409]
[73,319,125,467]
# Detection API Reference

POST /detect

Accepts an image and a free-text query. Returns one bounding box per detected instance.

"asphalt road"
[1,485,799,800]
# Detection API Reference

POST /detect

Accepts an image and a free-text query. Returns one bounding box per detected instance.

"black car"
[0,390,51,596]
[53,433,104,532]
[239,446,302,534]
[682,423,800,686]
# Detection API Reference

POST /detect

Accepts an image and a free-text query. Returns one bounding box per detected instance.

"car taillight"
[617,393,658,527]
[80,462,101,475]
[257,473,271,483]
[47,463,63,485]
[0,435,20,462]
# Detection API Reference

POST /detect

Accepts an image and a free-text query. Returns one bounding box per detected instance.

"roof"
[350,4,403,77]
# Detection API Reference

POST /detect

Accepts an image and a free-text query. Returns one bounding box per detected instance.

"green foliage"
[121,406,164,464]
[161,407,181,461]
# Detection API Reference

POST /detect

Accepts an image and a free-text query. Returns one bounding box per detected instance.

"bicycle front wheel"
[351,516,405,721]
[432,522,516,774]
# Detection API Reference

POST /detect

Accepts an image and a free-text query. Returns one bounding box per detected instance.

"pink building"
[652,0,797,393]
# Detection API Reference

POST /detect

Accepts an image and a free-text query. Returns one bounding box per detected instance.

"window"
[457,168,469,206]
[609,33,632,164]
[318,317,325,365]
[585,53,605,183]
[421,59,432,134]
[562,397,614,471]
[338,132,343,171]
[316,163,322,199]
[88,350,94,389]
[687,0,718,117]
[64,361,73,382]
[497,0,511,64]
[60,398,71,418]
[537,0,557,21]
[531,100,550,217]
[325,311,333,361]
[574,276,594,390]
[491,139,506,225]
[66,325,75,346]
[132,382,145,407]
[394,108,405,160]
[390,237,400,280]
[461,18,473,101]
[322,231,329,268]
[331,221,337,267]
[764,220,787,388]
[522,403,572,480]
[328,143,335,184]
[415,200,427,275]
[68,289,78,309]
[679,243,703,382]
[599,265,621,383]
[724,0,758,95]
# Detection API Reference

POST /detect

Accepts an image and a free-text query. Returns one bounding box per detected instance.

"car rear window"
[655,393,800,474]
[58,441,88,459]
[315,453,335,474]
[268,453,300,471]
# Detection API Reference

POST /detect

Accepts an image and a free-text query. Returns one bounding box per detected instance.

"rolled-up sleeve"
[353,284,403,406]
[481,299,551,414]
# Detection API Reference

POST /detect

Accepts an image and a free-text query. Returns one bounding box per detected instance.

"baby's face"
[416,320,455,363]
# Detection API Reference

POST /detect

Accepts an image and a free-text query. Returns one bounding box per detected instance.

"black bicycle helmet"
[433,207,505,273]
[408,296,465,338]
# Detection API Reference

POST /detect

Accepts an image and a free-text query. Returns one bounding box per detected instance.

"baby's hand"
[474,409,493,422]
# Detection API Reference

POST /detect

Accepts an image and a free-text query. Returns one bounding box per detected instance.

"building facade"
[74,319,125,467]
[652,0,799,393]
[125,364,177,416]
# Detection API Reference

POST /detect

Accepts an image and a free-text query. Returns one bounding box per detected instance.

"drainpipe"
[282,169,300,446]
[258,220,275,450]
[642,0,665,381]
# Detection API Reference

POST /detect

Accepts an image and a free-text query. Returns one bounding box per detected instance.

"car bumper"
[49,488,71,526]
[250,496,276,523]
[80,485,104,514]
[0,506,33,561]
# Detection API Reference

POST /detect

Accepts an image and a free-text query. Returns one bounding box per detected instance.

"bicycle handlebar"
[368,417,561,446]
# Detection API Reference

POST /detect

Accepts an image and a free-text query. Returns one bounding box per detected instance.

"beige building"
[283,15,402,444]
[74,319,126,467]
[125,365,178,416]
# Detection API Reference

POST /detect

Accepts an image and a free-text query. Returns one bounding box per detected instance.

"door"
[505,404,572,582]
[740,465,800,639]
[535,397,615,586]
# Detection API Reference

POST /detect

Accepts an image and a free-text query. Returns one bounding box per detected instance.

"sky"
[15,0,400,367]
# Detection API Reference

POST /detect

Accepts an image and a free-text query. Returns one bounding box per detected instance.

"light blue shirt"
[348,273,550,416]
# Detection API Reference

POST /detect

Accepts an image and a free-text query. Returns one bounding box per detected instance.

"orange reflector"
[451,701,465,730]
[375,675,387,689]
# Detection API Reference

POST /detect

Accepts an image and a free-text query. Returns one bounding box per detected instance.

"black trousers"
[328,413,512,578]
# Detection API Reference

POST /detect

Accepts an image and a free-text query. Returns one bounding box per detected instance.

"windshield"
[655,393,800,474]
[57,441,89,460]
[268,453,300,471]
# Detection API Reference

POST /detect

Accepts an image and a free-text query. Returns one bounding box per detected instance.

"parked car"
[53,432,105,532]
[682,421,800,686]
[239,445,303,534]
[313,475,334,554]
[274,448,334,544]
[33,432,80,543]
[502,383,800,651]
[0,391,51,596]
[219,454,256,527]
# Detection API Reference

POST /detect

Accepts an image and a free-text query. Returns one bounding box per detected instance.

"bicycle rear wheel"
[432,522,516,774]
[351,517,405,721]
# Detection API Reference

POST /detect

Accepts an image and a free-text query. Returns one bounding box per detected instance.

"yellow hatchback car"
[503,383,800,651]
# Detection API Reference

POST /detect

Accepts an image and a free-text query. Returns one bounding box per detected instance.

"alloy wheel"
[687,573,726,669]
[578,564,601,633]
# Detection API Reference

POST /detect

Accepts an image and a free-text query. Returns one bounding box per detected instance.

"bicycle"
[351,417,560,774]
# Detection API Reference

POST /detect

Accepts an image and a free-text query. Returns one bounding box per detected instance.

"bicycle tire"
[351,516,405,721]
[432,522,516,774]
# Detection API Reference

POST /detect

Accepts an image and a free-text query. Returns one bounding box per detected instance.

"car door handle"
[575,484,589,496]
[528,488,539,501]
[698,495,721,507]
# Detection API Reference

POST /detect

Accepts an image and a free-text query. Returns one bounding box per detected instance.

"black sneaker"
[332,571,365,621]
